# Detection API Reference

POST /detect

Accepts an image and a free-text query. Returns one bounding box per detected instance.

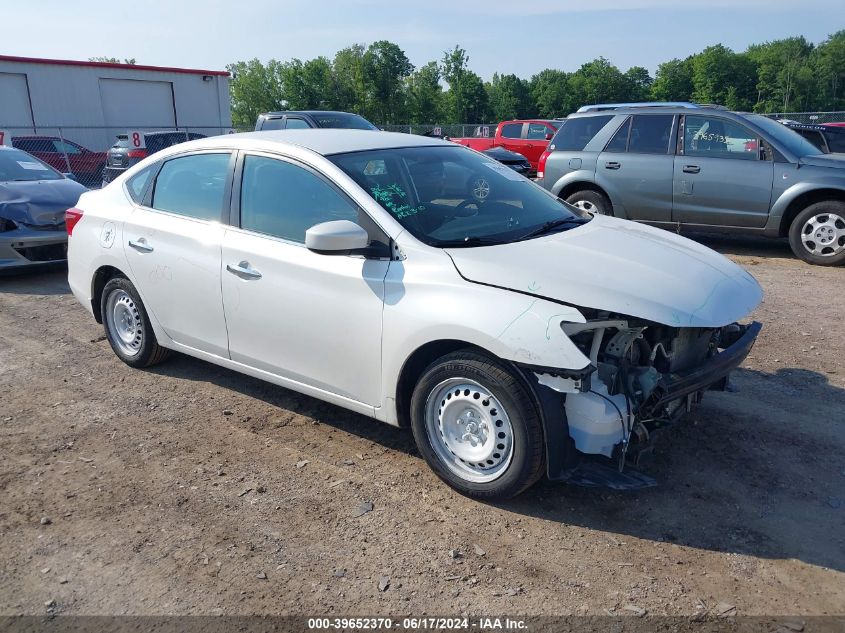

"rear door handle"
[128,238,153,253]
[683,165,701,174]
[226,261,262,279]
[604,161,621,170]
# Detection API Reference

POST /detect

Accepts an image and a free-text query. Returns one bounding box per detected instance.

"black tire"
[409,350,545,500]
[565,189,612,216]
[788,200,845,266]
[100,277,172,368]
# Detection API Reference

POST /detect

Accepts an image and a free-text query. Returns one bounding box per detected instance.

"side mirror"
[305,220,369,254]
[545,132,553,141]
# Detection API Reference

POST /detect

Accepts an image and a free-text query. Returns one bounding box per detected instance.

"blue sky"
[6,0,845,78]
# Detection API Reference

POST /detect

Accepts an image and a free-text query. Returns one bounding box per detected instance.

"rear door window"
[260,117,285,131]
[500,123,523,139]
[551,115,614,151]
[604,117,631,152]
[284,117,311,130]
[628,114,674,154]
[526,123,551,140]
[151,153,231,221]
[824,130,845,153]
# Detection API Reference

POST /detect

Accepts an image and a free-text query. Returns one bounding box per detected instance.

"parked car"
[782,122,845,154]
[0,146,87,271]
[67,130,762,498]
[12,136,106,188]
[101,131,206,186]
[420,130,531,175]
[254,111,378,131]
[538,104,845,265]
[449,119,561,175]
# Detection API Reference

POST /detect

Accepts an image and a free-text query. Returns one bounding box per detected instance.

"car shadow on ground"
[686,232,795,259]
[152,350,845,575]
[0,265,69,295]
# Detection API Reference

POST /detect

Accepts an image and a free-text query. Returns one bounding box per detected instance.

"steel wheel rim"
[424,378,514,483]
[105,289,143,356]
[470,177,491,203]
[801,212,845,257]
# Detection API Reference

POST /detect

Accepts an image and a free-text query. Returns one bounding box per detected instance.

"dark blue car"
[0,146,88,271]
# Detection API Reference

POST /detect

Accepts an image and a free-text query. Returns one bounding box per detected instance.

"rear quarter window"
[551,115,614,151]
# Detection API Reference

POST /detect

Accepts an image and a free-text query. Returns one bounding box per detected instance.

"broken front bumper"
[0,225,68,270]
[646,321,762,411]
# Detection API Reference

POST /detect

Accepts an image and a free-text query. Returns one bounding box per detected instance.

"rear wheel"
[788,201,845,266]
[565,189,612,216]
[101,277,172,368]
[409,350,544,500]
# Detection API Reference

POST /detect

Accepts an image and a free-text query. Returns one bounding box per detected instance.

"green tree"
[362,40,414,124]
[333,45,367,113]
[441,45,473,123]
[623,66,653,101]
[747,37,814,112]
[406,61,443,123]
[227,58,285,128]
[651,58,693,101]
[690,45,757,109]
[812,30,845,110]
[487,73,534,120]
[567,57,630,107]
[529,69,570,118]
[89,56,136,64]
[277,57,335,110]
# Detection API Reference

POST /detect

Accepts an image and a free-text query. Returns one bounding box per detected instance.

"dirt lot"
[1,235,843,618]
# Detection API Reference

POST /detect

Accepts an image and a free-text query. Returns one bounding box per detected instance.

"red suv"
[11,136,106,188]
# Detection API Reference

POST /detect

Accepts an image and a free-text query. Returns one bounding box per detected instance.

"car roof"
[11,135,59,140]
[568,105,742,119]
[786,122,844,133]
[166,129,450,156]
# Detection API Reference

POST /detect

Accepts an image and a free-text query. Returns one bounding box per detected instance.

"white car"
[67,130,763,499]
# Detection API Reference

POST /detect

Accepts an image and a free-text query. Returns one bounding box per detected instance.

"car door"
[523,122,554,169]
[596,114,676,222]
[122,151,234,358]
[498,122,526,155]
[220,152,391,407]
[673,115,774,228]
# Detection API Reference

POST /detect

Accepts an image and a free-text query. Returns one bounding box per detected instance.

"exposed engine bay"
[536,312,760,471]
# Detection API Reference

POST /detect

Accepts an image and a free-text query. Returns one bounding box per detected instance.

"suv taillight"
[537,150,552,179]
[127,149,148,159]
[66,208,83,236]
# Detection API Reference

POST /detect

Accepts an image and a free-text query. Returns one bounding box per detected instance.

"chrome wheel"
[801,213,845,257]
[424,378,514,483]
[470,177,491,203]
[105,289,143,357]
[572,199,598,214]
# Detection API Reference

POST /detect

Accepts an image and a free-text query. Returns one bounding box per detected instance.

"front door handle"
[226,261,262,279]
[682,165,701,174]
[604,161,621,170]
[128,238,153,253]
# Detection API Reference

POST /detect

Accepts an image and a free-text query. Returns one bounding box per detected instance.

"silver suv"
[538,103,845,266]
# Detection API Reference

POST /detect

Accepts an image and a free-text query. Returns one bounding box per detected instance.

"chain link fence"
[765,111,845,124]
[0,125,234,189]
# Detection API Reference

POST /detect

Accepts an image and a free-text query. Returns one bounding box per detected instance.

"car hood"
[798,154,845,168]
[0,179,87,227]
[445,215,763,328]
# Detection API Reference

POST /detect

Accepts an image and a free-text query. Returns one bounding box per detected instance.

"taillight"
[127,149,148,159]
[537,150,551,179]
[66,208,83,236]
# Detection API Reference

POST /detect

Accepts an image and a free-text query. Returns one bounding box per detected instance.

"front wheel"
[409,351,545,500]
[565,189,612,216]
[101,277,172,368]
[788,201,845,266]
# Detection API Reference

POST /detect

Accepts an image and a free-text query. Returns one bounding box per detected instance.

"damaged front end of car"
[523,313,761,489]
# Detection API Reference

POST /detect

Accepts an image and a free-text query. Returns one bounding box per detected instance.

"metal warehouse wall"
[0,58,231,151]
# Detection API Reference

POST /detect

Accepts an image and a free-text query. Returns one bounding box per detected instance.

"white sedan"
[67,130,762,499]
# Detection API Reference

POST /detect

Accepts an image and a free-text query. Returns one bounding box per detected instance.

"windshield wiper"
[516,217,587,241]
[436,236,508,248]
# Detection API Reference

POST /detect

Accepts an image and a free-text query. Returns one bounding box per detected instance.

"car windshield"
[0,148,63,182]
[314,113,378,130]
[745,115,824,157]
[329,145,590,247]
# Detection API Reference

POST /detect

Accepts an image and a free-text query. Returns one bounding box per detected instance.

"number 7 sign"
[127,130,146,149]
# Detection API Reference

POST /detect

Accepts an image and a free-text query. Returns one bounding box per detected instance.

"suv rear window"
[551,115,613,151]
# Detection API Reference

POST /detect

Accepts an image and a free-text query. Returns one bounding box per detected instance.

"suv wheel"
[565,190,611,216]
[409,350,545,500]
[788,201,845,266]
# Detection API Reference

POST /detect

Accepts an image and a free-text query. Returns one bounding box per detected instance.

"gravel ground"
[0,235,843,617]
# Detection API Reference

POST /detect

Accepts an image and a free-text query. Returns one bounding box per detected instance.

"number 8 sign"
[127,130,146,149]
